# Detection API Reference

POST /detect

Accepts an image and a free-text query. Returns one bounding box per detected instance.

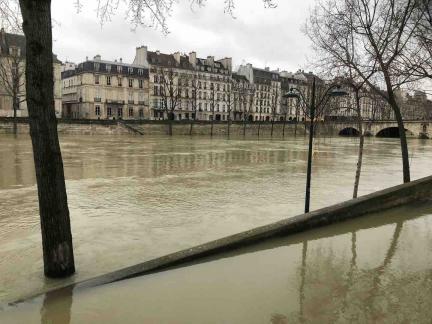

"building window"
[106,64,111,72]
[154,75,158,83]
[95,105,101,116]
[128,67,133,74]
[118,77,122,86]
[117,65,122,74]
[118,108,123,118]
[95,75,99,84]
[128,107,134,117]
[154,86,159,96]
[138,69,143,75]
[107,107,112,117]
[139,108,144,118]
[94,62,100,71]
[139,79,143,89]
[106,76,111,85]
[129,79,133,87]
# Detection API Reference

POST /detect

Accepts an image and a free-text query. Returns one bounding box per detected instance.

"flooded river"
[0,134,431,304]
[2,201,432,323]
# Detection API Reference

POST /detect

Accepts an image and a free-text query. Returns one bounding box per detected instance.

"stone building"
[61,55,149,119]
[279,71,308,121]
[396,90,431,120]
[0,29,62,118]
[231,72,255,121]
[237,63,282,121]
[133,46,233,121]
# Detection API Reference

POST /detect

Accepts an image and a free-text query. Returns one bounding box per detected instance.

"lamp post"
[284,77,348,213]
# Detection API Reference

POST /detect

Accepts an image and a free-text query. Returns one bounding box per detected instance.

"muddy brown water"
[0,134,431,307]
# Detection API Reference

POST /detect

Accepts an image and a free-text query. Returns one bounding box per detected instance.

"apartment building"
[61,55,149,119]
[237,63,282,121]
[0,29,62,118]
[133,46,233,121]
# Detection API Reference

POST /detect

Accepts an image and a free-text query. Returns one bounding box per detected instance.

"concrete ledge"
[10,174,432,304]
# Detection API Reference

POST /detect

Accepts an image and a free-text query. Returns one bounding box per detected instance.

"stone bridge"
[325,120,431,139]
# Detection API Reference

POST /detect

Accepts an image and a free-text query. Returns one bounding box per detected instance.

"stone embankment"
[1,117,431,138]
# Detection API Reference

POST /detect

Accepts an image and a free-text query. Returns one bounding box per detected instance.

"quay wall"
[0,118,430,138]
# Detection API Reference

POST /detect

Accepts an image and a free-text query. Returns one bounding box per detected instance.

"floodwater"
[0,134,431,304]
[1,201,432,323]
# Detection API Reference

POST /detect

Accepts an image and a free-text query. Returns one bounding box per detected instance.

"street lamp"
[284,77,348,213]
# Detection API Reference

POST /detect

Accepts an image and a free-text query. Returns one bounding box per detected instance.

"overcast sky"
[51,0,315,73]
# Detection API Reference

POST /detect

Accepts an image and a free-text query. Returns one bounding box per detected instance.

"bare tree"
[188,73,198,135]
[270,87,280,137]
[244,86,255,136]
[158,67,182,136]
[209,84,218,137]
[0,40,26,134]
[225,80,235,138]
[306,0,424,183]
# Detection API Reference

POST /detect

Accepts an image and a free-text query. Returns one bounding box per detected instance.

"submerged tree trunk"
[210,118,214,137]
[19,0,75,277]
[353,91,363,199]
[13,97,18,135]
[270,119,274,137]
[243,116,247,137]
[257,119,261,137]
[167,111,173,136]
[282,119,286,138]
[227,116,231,139]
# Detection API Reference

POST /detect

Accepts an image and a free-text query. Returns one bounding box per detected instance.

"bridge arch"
[376,127,415,138]
[339,127,360,136]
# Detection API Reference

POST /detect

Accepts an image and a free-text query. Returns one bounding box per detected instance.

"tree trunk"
[227,116,231,139]
[210,118,214,137]
[353,90,363,199]
[167,111,173,136]
[388,94,410,183]
[189,118,194,136]
[19,0,75,277]
[257,119,261,137]
[270,119,274,137]
[282,119,286,138]
[13,96,18,135]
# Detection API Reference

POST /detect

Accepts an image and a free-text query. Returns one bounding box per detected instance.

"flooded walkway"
[0,135,432,303]
[2,201,432,323]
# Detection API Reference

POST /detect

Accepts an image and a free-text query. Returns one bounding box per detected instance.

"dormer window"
[106,64,111,72]
[117,65,122,73]
[128,67,133,74]
[94,62,100,71]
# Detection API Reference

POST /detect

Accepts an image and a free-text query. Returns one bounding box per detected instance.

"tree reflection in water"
[40,286,73,324]
[275,217,432,323]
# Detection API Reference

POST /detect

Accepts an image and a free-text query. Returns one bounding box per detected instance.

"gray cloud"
[51,0,315,72]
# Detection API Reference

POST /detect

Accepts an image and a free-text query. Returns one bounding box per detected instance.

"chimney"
[219,57,232,73]
[265,67,270,71]
[86,56,88,61]
[189,51,196,67]
[156,50,160,55]
[133,45,148,67]
[94,54,101,61]
[173,51,181,64]
[119,58,123,63]
[0,28,5,49]
[206,55,214,67]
